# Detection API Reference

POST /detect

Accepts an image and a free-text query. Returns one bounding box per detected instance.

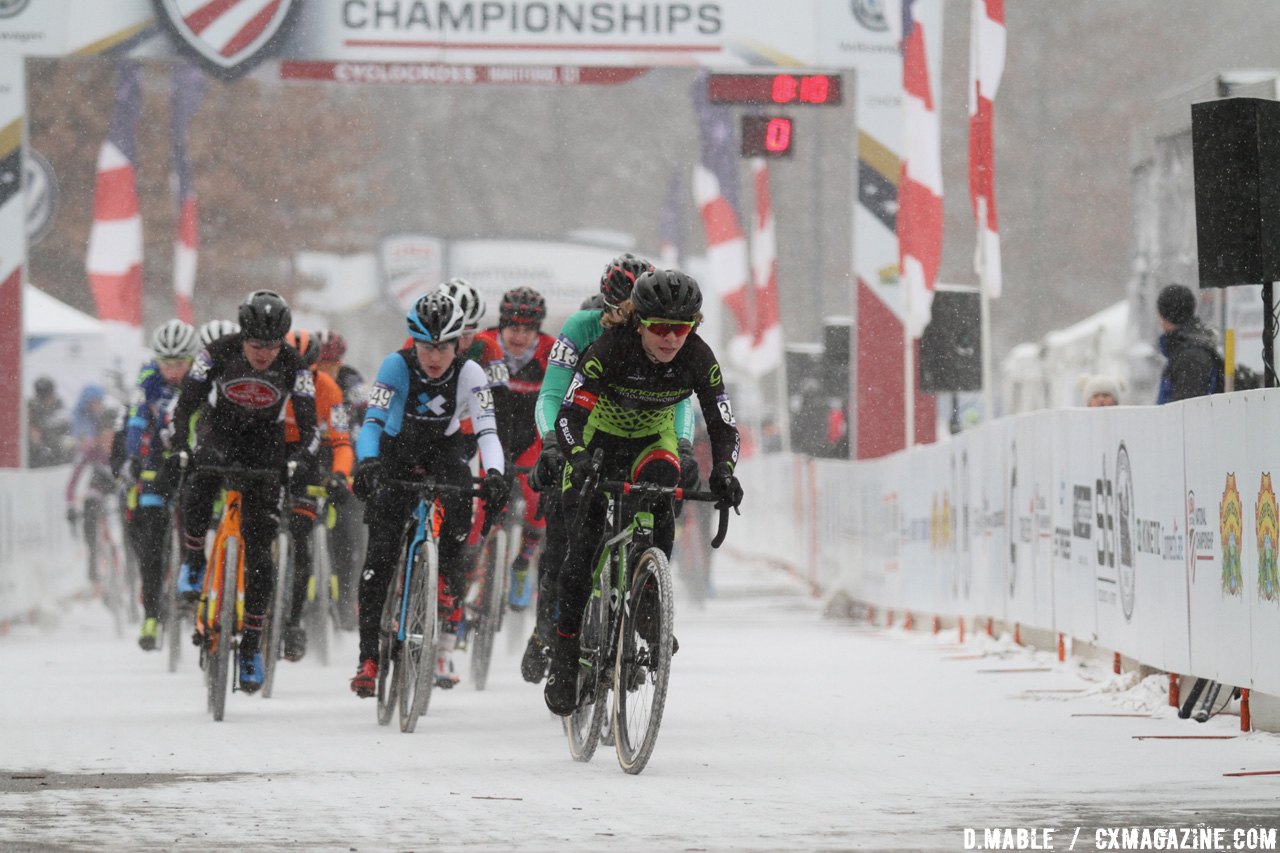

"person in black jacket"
[1155,284,1222,404]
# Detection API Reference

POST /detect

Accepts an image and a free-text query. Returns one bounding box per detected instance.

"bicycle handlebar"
[382,476,495,536]
[592,479,733,549]
[195,463,285,482]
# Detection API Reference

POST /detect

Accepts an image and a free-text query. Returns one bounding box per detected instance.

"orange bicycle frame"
[195,488,247,652]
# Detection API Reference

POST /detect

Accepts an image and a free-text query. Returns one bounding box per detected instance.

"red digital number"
[771,74,798,104]
[765,118,792,153]
[799,75,830,104]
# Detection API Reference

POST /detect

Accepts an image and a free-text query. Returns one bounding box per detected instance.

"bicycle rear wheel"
[376,562,404,726]
[208,538,239,722]
[262,532,291,698]
[612,546,674,774]
[469,526,505,690]
[398,540,439,733]
[164,523,184,673]
[565,573,611,762]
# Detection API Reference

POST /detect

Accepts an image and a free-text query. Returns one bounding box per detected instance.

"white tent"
[22,284,122,414]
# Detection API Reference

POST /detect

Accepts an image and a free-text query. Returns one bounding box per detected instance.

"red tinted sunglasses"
[640,318,696,338]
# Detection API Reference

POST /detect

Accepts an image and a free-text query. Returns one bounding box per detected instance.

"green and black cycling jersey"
[555,325,740,472]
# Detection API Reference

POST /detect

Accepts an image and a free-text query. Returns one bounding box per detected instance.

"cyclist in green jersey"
[522,254,700,684]
[543,269,743,716]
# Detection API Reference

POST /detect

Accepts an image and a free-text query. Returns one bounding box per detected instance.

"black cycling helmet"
[600,253,654,306]
[406,291,466,343]
[630,269,703,321]
[237,290,292,342]
[498,287,547,328]
[34,376,55,397]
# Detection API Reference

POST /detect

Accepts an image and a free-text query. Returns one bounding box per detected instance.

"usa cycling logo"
[152,0,304,80]
[850,0,889,31]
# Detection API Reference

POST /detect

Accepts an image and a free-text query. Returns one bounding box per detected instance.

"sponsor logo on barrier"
[1186,490,1214,581]
[1220,474,1243,597]
[850,0,890,32]
[154,0,303,80]
[1073,485,1092,539]
[1257,473,1278,602]
[1115,442,1136,621]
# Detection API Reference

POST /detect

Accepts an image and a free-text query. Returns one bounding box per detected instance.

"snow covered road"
[3,564,1279,852]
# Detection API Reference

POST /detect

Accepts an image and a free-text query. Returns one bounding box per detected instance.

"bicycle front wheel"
[612,546,674,774]
[306,524,332,666]
[208,538,239,722]
[469,526,505,691]
[565,575,611,762]
[398,539,439,733]
[164,525,184,673]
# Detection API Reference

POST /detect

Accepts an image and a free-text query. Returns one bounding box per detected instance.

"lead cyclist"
[523,254,701,685]
[542,269,743,716]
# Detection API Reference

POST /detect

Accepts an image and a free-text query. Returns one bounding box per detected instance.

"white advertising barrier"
[0,466,82,626]
[749,390,1280,696]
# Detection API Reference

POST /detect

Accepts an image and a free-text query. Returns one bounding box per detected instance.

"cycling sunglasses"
[639,317,697,338]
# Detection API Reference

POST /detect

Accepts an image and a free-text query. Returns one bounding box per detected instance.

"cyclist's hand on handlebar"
[352,458,383,502]
[677,438,700,490]
[709,461,743,511]
[481,468,509,514]
[325,472,352,504]
[529,433,563,492]
[567,447,594,489]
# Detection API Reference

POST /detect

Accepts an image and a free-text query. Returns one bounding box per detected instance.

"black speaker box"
[1191,97,1280,287]
[919,290,981,393]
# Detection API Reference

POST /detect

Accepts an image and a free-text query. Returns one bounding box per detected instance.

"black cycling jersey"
[556,326,740,472]
[172,332,318,456]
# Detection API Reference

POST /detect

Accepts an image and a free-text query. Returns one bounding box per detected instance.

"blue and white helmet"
[437,277,486,330]
[406,292,466,343]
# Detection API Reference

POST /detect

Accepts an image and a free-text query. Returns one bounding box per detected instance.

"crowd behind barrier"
[729,389,1280,700]
[0,465,82,628]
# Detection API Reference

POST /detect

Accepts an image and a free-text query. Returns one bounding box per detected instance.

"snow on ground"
[2,560,1279,852]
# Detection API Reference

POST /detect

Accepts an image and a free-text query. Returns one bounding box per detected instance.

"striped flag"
[899,0,944,336]
[692,73,754,367]
[742,158,782,376]
[86,62,144,329]
[170,64,206,324]
[969,0,1006,297]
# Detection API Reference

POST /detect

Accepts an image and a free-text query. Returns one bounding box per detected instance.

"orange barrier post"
[886,610,894,628]
[1113,652,1121,675]
[986,617,993,638]
[959,618,965,643]
[932,616,940,635]
[1168,674,1180,708]
[1241,689,1251,732]
[1057,633,1065,663]
[904,612,914,631]
[1014,623,1021,646]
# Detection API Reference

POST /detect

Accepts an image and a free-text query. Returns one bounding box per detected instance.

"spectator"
[70,384,108,443]
[27,376,72,468]
[1155,284,1223,404]
[1081,373,1124,407]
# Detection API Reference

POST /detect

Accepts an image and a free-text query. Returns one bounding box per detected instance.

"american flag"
[170,64,206,324]
[691,73,754,368]
[899,0,943,336]
[970,0,1005,296]
[86,62,144,329]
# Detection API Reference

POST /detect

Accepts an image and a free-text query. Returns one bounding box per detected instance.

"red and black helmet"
[315,328,347,362]
[498,287,547,328]
[599,253,654,307]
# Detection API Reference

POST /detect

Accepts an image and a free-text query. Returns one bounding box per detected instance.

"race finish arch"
[0,0,938,467]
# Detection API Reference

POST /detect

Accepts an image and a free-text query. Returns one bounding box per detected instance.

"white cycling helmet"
[438,277,486,330]
[198,319,241,347]
[151,319,198,358]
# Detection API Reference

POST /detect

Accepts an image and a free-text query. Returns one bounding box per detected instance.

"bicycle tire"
[376,562,404,726]
[262,532,291,698]
[399,539,439,733]
[612,546,674,774]
[164,524,183,673]
[565,575,611,762]
[209,537,239,722]
[469,526,505,691]
[306,525,332,666]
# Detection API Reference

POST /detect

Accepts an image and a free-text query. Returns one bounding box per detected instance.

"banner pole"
[977,197,994,422]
